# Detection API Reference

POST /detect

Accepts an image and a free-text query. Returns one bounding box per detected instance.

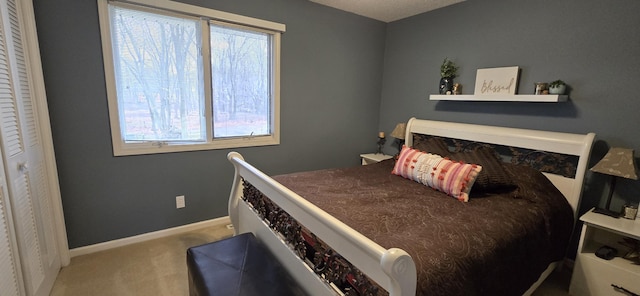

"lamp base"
[593,207,620,218]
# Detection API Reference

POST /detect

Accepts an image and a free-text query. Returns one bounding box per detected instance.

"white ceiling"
[309,0,465,23]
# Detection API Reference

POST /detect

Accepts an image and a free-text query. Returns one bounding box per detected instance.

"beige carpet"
[50,225,234,296]
[51,224,570,295]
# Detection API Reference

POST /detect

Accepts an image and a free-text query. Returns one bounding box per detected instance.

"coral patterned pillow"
[391,146,482,202]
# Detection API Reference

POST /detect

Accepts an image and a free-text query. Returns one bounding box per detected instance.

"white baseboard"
[69,216,231,258]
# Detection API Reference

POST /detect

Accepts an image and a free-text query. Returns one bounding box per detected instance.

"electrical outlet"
[176,195,185,209]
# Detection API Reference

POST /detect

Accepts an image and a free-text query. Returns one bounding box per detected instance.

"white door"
[0,0,61,295]
[0,164,24,296]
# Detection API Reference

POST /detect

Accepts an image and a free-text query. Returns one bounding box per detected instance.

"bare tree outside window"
[110,6,272,143]
[100,0,282,155]
[210,25,271,138]
[112,7,204,142]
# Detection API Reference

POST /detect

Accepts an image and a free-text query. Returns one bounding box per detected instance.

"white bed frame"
[227,118,595,296]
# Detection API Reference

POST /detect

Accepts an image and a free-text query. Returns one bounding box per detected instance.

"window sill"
[112,135,279,156]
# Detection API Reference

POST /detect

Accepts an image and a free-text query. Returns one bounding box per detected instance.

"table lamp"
[376,131,386,154]
[390,123,406,153]
[590,147,638,217]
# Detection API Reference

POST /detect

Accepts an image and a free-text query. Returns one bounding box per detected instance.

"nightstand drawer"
[570,253,640,296]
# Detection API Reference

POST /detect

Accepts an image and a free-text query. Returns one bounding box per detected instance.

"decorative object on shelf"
[534,82,548,95]
[390,123,406,154]
[590,147,638,218]
[376,131,386,154]
[548,80,566,95]
[440,77,454,94]
[439,58,458,95]
[452,83,461,95]
[622,204,638,220]
[474,66,519,95]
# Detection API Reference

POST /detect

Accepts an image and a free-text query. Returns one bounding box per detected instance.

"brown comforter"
[271,159,574,296]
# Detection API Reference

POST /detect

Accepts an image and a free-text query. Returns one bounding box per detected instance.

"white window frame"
[97,0,285,156]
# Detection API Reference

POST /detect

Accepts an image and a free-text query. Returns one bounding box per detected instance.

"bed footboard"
[227,152,417,296]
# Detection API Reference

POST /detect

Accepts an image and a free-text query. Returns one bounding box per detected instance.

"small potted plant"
[439,58,459,94]
[549,80,566,95]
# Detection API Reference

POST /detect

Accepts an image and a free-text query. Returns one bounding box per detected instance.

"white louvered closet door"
[0,165,23,296]
[0,0,62,295]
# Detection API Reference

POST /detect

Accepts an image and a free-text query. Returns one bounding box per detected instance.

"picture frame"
[474,66,519,95]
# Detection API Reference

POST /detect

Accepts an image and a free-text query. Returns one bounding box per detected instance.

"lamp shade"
[590,147,638,180]
[390,123,406,140]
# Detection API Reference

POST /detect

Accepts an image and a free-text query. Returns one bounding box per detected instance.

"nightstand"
[360,153,393,165]
[569,208,640,296]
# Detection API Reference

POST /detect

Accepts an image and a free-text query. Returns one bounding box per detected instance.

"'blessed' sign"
[474,66,519,95]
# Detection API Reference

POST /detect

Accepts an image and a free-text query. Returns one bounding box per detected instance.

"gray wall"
[379,0,640,218]
[35,0,640,250]
[33,0,386,248]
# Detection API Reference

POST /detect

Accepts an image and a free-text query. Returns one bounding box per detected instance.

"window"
[97,0,285,156]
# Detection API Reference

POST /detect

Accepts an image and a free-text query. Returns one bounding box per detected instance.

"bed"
[227,118,595,296]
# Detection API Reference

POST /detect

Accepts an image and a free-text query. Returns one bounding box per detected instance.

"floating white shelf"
[429,94,568,102]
